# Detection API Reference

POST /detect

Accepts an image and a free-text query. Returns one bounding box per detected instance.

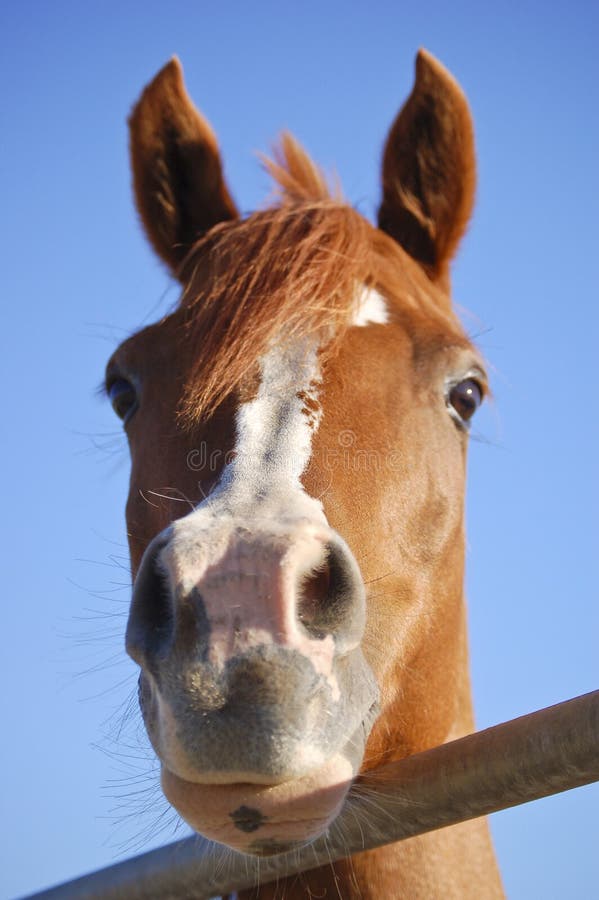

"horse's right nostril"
[126,536,174,665]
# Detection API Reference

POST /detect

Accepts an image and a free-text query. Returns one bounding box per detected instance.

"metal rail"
[24,690,599,900]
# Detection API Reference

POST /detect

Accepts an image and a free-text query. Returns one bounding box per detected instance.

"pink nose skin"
[170,523,366,675]
[126,517,379,787]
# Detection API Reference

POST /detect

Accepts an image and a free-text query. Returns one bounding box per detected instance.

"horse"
[105,49,504,897]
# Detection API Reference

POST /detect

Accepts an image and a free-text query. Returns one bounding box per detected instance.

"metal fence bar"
[24,690,599,900]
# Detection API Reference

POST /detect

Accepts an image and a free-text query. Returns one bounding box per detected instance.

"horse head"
[106,51,488,860]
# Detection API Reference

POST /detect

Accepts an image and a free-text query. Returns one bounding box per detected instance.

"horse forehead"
[113,280,468,432]
[167,293,399,530]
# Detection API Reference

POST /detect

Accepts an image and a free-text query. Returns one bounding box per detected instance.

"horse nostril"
[126,536,174,665]
[297,542,361,644]
[298,557,331,638]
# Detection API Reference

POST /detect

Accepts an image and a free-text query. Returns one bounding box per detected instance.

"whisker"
[146,488,196,511]
[138,489,160,509]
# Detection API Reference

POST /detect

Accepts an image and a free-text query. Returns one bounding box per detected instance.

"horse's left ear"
[378,50,476,291]
[129,57,238,277]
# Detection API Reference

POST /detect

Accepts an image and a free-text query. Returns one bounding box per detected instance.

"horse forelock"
[174,134,465,426]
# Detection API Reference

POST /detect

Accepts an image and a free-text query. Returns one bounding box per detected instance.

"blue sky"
[2,1,597,897]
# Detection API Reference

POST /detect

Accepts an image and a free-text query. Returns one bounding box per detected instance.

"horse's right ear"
[129,58,238,277]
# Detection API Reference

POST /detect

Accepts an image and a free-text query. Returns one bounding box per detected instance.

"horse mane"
[261,132,338,204]
[177,133,463,425]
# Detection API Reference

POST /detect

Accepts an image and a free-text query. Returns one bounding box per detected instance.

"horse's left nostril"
[297,552,331,638]
[297,541,365,650]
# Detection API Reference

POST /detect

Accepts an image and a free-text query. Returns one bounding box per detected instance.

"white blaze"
[352,286,389,327]
[219,337,324,518]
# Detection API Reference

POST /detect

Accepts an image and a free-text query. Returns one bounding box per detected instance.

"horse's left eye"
[108,378,138,423]
[448,378,483,425]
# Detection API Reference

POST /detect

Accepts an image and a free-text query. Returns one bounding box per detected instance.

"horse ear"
[129,57,238,277]
[378,50,476,290]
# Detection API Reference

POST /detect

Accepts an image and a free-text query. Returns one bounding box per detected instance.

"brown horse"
[106,50,504,897]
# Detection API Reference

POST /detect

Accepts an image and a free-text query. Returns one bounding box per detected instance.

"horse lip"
[160,749,356,854]
[246,839,306,857]
[163,767,291,788]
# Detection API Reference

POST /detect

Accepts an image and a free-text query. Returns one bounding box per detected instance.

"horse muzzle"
[125,511,379,852]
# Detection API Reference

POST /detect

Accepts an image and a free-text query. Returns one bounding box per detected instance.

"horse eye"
[448,378,483,425]
[108,378,138,423]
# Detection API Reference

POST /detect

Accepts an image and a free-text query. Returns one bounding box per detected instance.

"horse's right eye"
[108,378,138,423]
